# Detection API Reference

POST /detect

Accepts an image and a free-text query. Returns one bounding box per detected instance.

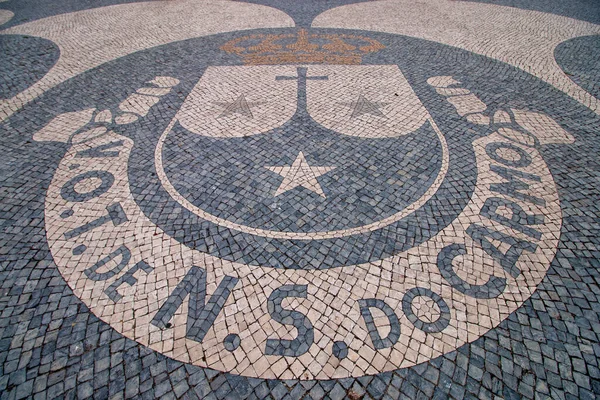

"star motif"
[265,152,336,198]
[340,94,388,118]
[214,94,264,119]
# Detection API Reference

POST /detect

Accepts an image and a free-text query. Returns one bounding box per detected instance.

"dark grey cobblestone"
[0,35,59,100]
[1,0,600,399]
[555,35,600,100]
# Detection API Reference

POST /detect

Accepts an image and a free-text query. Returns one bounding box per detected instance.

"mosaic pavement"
[1,0,600,398]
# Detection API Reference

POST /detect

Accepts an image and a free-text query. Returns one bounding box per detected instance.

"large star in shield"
[265,152,336,198]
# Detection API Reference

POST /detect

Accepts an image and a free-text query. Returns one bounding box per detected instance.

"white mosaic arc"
[155,65,450,240]
[312,0,600,115]
[0,0,295,121]
[44,117,563,380]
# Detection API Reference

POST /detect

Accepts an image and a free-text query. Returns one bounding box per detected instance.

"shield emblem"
[156,64,447,248]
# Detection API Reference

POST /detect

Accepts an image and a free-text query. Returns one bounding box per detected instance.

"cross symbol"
[276,67,328,113]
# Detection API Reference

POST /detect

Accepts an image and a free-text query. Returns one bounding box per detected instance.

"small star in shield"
[340,94,388,118]
[214,94,265,119]
[265,152,336,198]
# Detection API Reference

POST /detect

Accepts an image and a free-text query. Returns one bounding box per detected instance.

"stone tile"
[1,0,600,399]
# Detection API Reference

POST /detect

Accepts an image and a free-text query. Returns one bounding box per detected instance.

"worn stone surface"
[1,0,599,398]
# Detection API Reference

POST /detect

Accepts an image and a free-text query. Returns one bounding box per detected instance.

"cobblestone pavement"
[1,0,600,399]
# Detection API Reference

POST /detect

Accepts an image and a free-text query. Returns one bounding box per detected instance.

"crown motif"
[221,29,385,65]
